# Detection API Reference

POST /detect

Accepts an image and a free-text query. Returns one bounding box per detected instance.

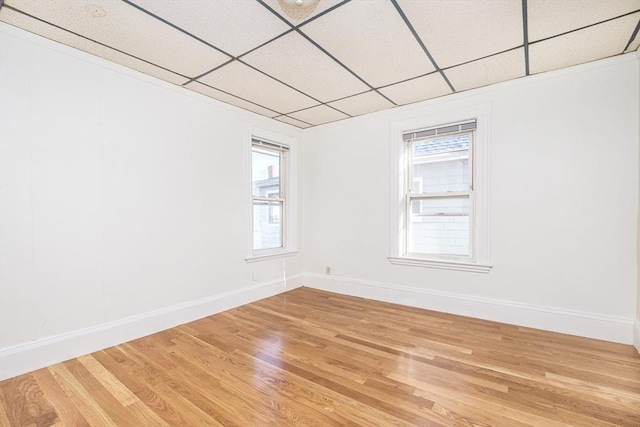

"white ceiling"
[1,0,638,128]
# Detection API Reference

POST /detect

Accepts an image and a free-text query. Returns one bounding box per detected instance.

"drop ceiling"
[1,0,638,129]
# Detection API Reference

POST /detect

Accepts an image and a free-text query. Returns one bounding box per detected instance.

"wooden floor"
[1,288,639,426]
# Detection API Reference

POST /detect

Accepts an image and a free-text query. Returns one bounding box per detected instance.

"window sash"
[405,130,474,259]
[406,194,471,257]
[252,199,284,250]
[251,142,288,254]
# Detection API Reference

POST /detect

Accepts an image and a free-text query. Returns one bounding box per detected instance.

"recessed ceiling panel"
[129,0,290,57]
[528,0,640,42]
[187,82,280,118]
[261,0,345,25]
[327,91,395,117]
[241,31,369,102]
[397,0,523,69]
[4,0,230,78]
[198,61,317,114]
[529,13,640,74]
[274,115,312,129]
[289,105,349,126]
[301,0,435,88]
[0,8,188,85]
[445,48,525,92]
[378,73,452,106]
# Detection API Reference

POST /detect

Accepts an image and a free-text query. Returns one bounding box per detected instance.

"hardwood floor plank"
[76,355,138,407]
[30,368,90,427]
[1,287,638,426]
[0,374,58,427]
[47,364,118,426]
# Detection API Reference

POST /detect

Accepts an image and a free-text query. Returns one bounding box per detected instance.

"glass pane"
[252,148,280,197]
[253,200,283,250]
[409,197,469,256]
[412,133,469,193]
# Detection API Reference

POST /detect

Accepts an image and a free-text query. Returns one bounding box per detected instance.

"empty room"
[1,0,639,425]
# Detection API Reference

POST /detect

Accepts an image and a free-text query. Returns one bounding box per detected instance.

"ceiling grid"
[0,0,637,128]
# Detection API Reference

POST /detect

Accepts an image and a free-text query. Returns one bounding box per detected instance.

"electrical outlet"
[325,266,331,275]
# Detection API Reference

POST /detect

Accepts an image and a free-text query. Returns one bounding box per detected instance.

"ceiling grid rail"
[389,0,456,93]
[254,0,397,110]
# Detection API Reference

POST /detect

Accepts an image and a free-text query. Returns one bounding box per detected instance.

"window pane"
[252,148,280,197]
[412,133,469,193]
[253,200,283,250]
[409,197,469,256]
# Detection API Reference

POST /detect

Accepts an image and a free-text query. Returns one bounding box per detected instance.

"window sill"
[245,250,297,263]
[388,256,492,273]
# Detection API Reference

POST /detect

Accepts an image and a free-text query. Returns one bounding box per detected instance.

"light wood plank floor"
[1,287,639,426]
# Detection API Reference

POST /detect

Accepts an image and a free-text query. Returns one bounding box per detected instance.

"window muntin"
[405,126,474,258]
[251,141,287,252]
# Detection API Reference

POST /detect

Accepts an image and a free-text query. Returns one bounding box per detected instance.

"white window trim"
[389,104,492,273]
[245,126,298,262]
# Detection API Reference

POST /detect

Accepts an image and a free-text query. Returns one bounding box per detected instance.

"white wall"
[636,50,640,353]
[302,54,640,344]
[0,24,303,379]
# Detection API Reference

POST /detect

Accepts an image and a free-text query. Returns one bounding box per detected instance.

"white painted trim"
[388,256,492,273]
[634,320,640,354]
[389,104,491,270]
[246,250,298,263]
[0,276,303,381]
[303,273,634,345]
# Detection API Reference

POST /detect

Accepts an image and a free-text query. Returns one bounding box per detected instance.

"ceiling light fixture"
[277,0,320,20]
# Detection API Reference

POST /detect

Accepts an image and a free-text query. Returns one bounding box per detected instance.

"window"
[246,129,297,262]
[389,105,491,272]
[252,139,286,251]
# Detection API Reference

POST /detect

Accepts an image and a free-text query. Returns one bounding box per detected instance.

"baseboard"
[304,273,634,345]
[634,320,640,354]
[0,275,302,380]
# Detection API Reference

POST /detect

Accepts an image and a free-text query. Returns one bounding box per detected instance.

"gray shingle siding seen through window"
[413,133,470,157]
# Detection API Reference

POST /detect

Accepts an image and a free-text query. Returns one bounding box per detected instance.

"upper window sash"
[407,129,474,197]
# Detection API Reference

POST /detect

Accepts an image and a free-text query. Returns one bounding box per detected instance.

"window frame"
[388,105,492,273]
[245,127,297,263]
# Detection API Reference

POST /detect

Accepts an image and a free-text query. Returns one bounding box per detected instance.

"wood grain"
[1,287,638,426]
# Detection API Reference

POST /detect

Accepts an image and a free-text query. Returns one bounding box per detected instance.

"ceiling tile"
[274,115,312,129]
[241,31,369,102]
[5,0,230,78]
[129,0,290,57]
[289,105,349,126]
[198,61,317,114]
[327,91,395,117]
[378,73,452,106]
[396,0,523,69]
[261,0,345,25]
[529,13,640,74]
[187,82,280,118]
[445,48,525,92]
[301,0,435,88]
[0,7,188,85]
[528,0,640,42]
